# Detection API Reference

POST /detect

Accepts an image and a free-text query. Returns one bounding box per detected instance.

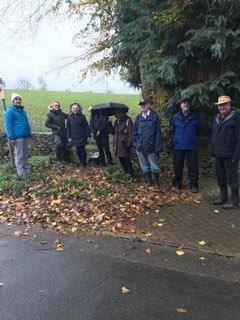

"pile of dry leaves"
[0,164,201,235]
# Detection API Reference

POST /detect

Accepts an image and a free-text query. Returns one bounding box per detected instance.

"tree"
[38,76,48,90]
[16,77,33,90]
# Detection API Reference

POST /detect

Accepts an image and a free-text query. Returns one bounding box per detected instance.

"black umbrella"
[91,102,129,116]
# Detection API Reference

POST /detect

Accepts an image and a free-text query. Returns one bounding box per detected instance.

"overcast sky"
[0,2,137,94]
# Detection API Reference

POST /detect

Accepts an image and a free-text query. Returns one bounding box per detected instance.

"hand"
[96,130,100,136]
[68,138,72,143]
[231,158,236,164]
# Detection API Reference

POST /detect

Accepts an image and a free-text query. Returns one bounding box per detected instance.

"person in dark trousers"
[171,98,200,193]
[211,95,240,210]
[67,103,91,167]
[113,110,134,177]
[133,98,163,186]
[45,101,68,162]
[90,111,113,166]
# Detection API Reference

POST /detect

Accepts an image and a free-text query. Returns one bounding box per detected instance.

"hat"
[179,97,191,104]
[139,98,152,106]
[215,95,232,105]
[11,92,22,102]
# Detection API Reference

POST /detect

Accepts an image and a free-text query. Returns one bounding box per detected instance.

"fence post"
[0,78,15,167]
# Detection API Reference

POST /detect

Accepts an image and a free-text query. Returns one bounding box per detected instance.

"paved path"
[1,225,240,320]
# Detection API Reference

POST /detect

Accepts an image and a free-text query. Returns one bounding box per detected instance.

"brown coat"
[113,115,133,157]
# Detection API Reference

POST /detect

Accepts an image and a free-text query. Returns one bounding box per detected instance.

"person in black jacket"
[90,111,113,166]
[45,101,68,162]
[67,103,91,167]
[211,95,240,210]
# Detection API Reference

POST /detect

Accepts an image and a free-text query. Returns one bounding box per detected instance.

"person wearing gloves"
[113,110,134,177]
[211,95,240,210]
[133,98,163,186]
[45,101,68,162]
[4,92,31,178]
[171,98,200,193]
[67,103,91,167]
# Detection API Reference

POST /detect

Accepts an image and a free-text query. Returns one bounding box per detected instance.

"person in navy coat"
[171,98,200,192]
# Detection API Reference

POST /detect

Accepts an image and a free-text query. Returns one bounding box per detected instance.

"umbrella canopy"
[91,102,129,116]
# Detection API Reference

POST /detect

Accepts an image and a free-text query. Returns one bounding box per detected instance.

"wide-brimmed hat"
[214,95,232,105]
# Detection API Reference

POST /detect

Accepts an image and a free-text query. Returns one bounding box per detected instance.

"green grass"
[0,89,140,133]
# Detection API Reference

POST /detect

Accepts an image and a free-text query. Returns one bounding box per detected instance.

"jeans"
[119,156,134,177]
[172,150,199,188]
[13,138,29,176]
[76,145,87,167]
[136,151,159,173]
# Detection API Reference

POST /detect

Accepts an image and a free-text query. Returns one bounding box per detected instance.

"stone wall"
[0,133,214,174]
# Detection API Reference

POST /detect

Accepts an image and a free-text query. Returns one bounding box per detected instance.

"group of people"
[4,92,240,210]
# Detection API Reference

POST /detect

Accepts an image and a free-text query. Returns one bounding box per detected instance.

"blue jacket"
[133,110,163,153]
[4,105,31,140]
[171,112,200,150]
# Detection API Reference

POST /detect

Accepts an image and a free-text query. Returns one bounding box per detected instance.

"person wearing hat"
[171,98,200,192]
[211,95,240,209]
[45,100,69,162]
[4,92,31,177]
[67,102,91,167]
[133,98,163,186]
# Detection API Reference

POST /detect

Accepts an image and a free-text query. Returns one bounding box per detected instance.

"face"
[218,103,231,116]
[13,97,22,106]
[71,104,80,113]
[52,102,60,111]
[140,103,149,113]
[180,101,190,114]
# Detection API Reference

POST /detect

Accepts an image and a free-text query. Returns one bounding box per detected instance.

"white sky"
[0,2,137,94]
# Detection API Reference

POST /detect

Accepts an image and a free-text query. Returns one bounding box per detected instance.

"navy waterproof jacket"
[4,105,31,140]
[171,112,200,150]
[133,110,163,154]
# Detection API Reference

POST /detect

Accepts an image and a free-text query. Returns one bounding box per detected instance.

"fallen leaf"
[145,248,151,254]
[121,286,130,294]
[176,307,187,315]
[0,282,4,288]
[50,198,61,206]
[56,243,64,251]
[198,240,206,246]
[199,256,206,261]
[14,231,22,236]
[214,209,219,213]
[176,249,185,256]
[71,226,77,233]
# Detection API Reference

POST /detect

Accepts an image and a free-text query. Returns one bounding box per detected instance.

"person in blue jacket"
[4,92,31,177]
[133,98,163,186]
[171,98,200,192]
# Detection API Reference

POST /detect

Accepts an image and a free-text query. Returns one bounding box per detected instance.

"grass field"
[0,89,140,133]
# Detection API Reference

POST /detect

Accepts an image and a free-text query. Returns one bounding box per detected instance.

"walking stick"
[0,78,15,167]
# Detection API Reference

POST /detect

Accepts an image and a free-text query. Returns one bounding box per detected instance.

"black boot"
[213,186,228,205]
[153,172,160,186]
[146,172,153,186]
[222,188,239,210]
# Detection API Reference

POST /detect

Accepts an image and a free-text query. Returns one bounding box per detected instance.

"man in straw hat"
[4,92,31,178]
[211,95,240,209]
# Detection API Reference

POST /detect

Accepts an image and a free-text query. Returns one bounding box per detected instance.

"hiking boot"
[153,172,160,186]
[190,187,198,193]
[146,172,154,186]
[222,202,239,210]
[213,187,228,206]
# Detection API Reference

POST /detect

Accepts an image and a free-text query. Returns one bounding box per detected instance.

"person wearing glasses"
[45,101,69,162]
[4,92,31,178]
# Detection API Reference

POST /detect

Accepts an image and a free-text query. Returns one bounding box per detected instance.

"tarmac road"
[0,225,240,320]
